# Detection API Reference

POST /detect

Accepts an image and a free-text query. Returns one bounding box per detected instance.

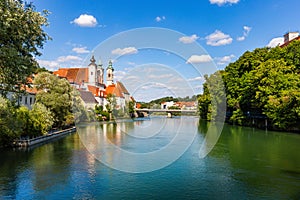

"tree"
[29,103,53,136]
[105,93,117,120]
[0,97,22,146]
[198,80,211,120]
[220,41,300,129]
[95,105,109,121]
[127,101,135,118]
[72,89,90,123]
[16,106,30,136]
[34,72,73,128]
[198,72,226,121]
[16,104,53,137]
[0,0,50,96]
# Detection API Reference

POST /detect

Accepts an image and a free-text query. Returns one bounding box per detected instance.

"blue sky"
[32,0,300,101]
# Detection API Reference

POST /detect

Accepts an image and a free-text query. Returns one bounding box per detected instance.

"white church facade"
[53,56,132,110]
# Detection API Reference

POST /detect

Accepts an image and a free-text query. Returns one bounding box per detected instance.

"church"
[53,56,132,110]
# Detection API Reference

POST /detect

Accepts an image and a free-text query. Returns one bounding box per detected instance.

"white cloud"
[188,76,204,82]
[72,14,97,27]
[37,55,84,71]
[155,16,166,22]
[140,83,166,90]
[112,47,138,56]
[205,30,233,46]
[72,47,90,54]
[186,55,213,64]
[209,0,239,6]
[57,55,83,63]
[38,60,60,70]
[237,26,252,41]
[237,36,246,41]
[267,37,284,48]
[179,34,199,44]
[244,26,251,33]
[127,62,136,66]
[148,74,174,79]
[215,54,235,65]
[114,70,127,81]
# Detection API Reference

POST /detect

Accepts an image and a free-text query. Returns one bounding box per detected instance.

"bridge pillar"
[167,112,172,118]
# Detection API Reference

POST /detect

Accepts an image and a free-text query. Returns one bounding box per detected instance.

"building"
[280,32,300,47]
[106,81,131,110]
[175,101,197,110]
[161,101,175,109]
[161,101,197,110]
[53,56,133,111]
[79,90,98,110]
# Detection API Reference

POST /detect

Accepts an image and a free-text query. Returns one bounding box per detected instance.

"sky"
[31,0,300,101]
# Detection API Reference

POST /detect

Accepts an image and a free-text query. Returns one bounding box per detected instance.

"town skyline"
[31,0,300,101]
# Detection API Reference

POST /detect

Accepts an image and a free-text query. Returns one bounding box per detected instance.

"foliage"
[199,41,300,130]
[127,101,135,118]
[105,93,117,120]
[72,89,89,123]
[16,106,30,136]
[198,72,226,121]
[0,97,22,146]
[95,105,109,121]
[16,104,53,137]
[29,103,54,136]
[168,106,180,110]
[0,0,50,95]
[198,81,211,120]
[128,101,135,113]
[34,72,73,128]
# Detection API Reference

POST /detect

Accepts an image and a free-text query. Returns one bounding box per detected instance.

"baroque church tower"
[88,55,97,85]
[106,60,114,86]
[97,59,104,85]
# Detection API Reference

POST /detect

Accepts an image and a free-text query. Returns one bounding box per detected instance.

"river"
[0,116,299,199]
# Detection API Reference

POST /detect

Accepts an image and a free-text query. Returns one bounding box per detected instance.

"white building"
[53,56,133,110]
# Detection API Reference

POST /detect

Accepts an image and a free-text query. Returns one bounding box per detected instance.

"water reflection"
[0,117,299,199]
[77,117,199,173]
[209,124,300,199]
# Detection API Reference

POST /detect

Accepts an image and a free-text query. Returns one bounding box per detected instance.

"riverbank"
[13,127,76,148]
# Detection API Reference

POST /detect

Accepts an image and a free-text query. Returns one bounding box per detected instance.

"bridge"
[135,108,197,118]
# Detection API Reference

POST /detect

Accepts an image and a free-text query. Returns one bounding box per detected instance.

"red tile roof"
[53,68,88,85]
[26,87,38,94]
[106,84,124,98]
[280,36,300,47]
[87,85,106,97]
[176,101,196,108]
[87,85,99,96]
[116,81,129,94]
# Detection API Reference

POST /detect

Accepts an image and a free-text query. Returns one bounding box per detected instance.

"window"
[25,96,27,104]
[91,72,93,76]
[30,97,32,105]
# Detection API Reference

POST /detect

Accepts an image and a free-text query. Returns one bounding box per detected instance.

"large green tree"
[0,0,50,95]
[199,41,300,130]
[17,104,54,137]
[34,72,73,128]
